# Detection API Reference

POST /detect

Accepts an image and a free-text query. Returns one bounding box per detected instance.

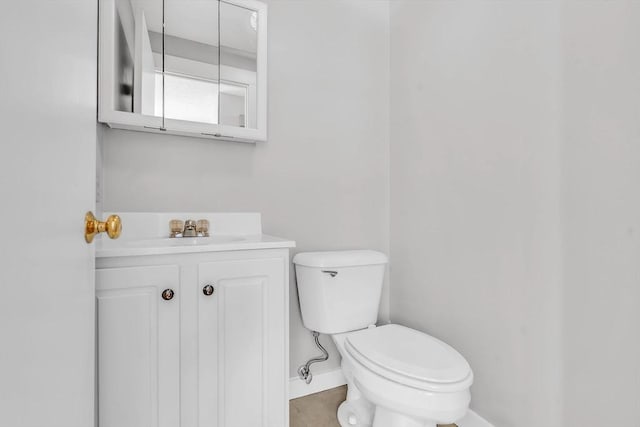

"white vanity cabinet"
[96,265,181,427]
[96,249,290,427]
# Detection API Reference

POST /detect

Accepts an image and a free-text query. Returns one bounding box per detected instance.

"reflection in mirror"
[220,1,258,129]
[220,83,248,128]
[163,0,219,124]
[113,0,163,116]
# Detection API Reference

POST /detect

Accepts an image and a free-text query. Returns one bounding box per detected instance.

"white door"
[198,258,287,427]
[96,266,181,427]
[0,2,98,427]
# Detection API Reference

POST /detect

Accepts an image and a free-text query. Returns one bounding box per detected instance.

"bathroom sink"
[95,213,295,258]
[125,236,245,248]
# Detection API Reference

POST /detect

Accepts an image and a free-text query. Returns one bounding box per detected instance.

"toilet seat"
[344,324,473,393]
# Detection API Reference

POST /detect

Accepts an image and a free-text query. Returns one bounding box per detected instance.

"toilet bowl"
[334,324,472,427]
[293,250,473,427]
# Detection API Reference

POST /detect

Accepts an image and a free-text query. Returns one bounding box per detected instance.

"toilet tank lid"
[293,250,388,268]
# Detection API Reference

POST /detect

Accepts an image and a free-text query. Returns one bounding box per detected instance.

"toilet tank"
[293,250,388,334]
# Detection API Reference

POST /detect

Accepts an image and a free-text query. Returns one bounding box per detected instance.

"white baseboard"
[289,369,347,400]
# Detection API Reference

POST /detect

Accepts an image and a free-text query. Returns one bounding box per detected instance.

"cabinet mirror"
[99,0,267,142]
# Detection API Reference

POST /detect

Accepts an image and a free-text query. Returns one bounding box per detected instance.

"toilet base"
[337,395,374,427]
[372,406,436,427]
[335,393,439,427]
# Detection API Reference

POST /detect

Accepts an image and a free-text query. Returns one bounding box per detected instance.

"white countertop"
[95,212,295,258]
[96,233,295,258]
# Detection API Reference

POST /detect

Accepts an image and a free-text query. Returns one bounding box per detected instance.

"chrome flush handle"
[322,270,338,277]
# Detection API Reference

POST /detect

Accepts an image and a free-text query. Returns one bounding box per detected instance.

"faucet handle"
[169,219,184,238]
[197,219,210,237]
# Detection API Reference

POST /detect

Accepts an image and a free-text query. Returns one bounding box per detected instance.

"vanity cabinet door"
[198,257,287,427]
[96,265,180,427]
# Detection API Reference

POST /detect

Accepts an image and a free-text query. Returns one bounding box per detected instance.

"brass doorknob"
[85,211,122,243]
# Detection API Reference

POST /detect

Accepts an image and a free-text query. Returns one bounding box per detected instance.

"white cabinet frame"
[98,0,268,143]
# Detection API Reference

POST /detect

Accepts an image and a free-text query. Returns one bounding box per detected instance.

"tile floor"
[289,385,457,427]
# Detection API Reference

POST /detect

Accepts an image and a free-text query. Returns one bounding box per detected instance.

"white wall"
[562,1,640,424]
[390,2,564,426]
[102,0,640,423]
[390,1,640,425]
[101,0,390,379]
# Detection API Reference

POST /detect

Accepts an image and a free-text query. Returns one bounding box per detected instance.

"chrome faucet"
[169,219,210,238]
[183,220,197,237]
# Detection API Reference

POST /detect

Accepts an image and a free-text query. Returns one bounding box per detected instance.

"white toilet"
[293,250,473,427]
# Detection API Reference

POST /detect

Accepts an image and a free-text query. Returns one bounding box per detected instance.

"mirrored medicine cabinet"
[98,0,267,142]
